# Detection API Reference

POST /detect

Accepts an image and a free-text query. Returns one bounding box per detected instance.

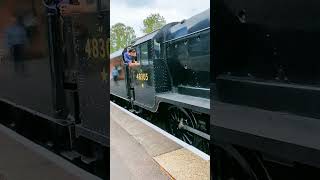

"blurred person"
[112,66,119,82]
[4,15,28,73]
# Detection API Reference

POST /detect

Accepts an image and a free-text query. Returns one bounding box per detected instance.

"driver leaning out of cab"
[124,47,139,67]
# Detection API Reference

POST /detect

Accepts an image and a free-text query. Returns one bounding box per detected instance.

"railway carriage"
[110,9,210,151]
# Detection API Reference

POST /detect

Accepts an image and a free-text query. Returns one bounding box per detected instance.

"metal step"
[46,141,54,148]
[81,156,97,164]
[60,151,81,161]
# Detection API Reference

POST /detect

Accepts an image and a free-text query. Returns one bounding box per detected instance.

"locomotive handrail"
[163,27,210,44]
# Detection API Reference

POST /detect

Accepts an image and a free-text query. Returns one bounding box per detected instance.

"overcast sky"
[110,0,210,37]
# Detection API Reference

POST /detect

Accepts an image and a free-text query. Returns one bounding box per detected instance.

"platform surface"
[110,110,170,179]
[0,124,101,180]
[110,102,210,180]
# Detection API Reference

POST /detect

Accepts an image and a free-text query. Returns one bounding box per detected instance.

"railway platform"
[0,124,101,180]
[110,102,210,180]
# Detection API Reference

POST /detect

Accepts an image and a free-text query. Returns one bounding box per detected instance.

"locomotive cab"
[129,30,159,109]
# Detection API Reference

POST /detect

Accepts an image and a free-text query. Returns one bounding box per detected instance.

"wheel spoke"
[183,133,192,144]
[185,131,193,139]
[170,114,176,122]
[182,135,186,142]
[173,111,178,121]
[177,110,181,120]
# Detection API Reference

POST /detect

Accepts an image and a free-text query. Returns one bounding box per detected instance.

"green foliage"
[142,13,166,34]
[110,23,136,53]
[110,13,166,53]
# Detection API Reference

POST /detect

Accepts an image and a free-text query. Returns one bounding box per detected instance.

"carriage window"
[140,42,149,65]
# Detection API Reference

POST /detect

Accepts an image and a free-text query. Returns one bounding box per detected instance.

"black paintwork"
[131,40,156,108]
[0,2,61,118]
[73,10,109,146]
[0,59,55,116]
[213,0,320,168]
[166,27,210,89]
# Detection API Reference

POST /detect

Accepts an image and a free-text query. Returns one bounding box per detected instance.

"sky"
[110,0,210,37]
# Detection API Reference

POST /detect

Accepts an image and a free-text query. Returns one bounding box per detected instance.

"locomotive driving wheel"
[213,144,272,180]
[167,106,197,145]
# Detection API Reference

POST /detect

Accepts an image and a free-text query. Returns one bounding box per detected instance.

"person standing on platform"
[4,15,27,73]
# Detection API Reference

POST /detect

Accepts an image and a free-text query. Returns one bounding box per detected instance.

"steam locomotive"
[0,0,108,178]
[110,9,210,151]
[213,0,320,179]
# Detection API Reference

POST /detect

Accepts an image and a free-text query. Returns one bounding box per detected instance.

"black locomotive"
[0,0,108,178]
[110,9,210,151]
[213,0,320,179]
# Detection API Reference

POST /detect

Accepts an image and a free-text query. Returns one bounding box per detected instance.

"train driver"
[124,49,140,67]
[123,48,133,64]
[131,49,137,62]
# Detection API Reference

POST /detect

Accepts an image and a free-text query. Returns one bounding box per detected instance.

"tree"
[110,23,136,53]
[142,13,166,34]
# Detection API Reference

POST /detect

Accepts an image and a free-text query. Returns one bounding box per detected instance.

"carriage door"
[131,41,156,108]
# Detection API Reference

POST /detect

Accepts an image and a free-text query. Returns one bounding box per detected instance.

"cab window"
[139,42,149,65]
[154,40,161,59]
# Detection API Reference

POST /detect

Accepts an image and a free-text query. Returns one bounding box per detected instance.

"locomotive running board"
[75,125,109,147]
[156,93,210,114]
[0,98,72,126]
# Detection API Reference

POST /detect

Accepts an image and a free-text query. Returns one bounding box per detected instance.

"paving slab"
[134,130,182,157]
[154,148,210,180]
